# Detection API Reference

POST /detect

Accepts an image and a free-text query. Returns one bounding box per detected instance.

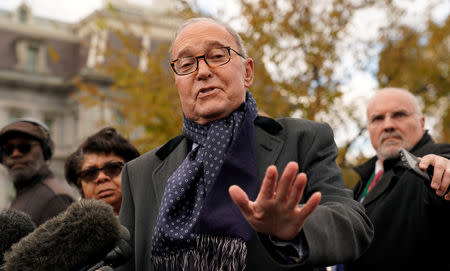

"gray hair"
[170,17,248,59]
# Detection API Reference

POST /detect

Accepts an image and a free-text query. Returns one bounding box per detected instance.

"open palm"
[229,161,321,240]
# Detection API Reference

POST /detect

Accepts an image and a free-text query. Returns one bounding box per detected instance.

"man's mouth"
[199,87,216,94]
[381,136,402,147]
[380,131,403,144]
[383,135,400,141]
[11,163,26,170]
[198,86,218,94]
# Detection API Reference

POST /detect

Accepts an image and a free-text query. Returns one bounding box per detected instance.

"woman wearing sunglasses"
[65,127,140,214]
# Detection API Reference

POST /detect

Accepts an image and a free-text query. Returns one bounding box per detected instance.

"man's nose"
[196,57,212,79]
[9,148,23,158]
[382,116,396,131]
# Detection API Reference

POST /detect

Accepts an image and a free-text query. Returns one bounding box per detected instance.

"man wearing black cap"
[0,119,75,226]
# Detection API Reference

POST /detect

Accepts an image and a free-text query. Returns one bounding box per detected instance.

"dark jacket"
[119,117,373,271]
[348,132,450,270]
[9,168,75,226]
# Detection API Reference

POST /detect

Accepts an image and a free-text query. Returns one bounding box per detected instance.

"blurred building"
[0,0,179,208]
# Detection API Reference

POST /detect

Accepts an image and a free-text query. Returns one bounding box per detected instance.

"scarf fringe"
[152,235,247,271]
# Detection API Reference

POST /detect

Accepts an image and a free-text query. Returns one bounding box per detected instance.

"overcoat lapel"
[152,138,189,204]
[362,169,396,206]
[254,126,284,183]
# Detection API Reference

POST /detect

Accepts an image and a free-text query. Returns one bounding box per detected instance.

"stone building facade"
[0,0,179,208]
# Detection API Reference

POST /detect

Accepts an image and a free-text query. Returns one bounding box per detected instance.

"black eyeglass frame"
[78,161,124,183]
[170,46,245,76]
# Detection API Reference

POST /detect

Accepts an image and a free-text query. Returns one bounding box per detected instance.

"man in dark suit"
[119,17,373,271]
[347,88,450,270]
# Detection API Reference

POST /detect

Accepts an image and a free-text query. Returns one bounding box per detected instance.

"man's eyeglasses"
[79,161,124,183]
[1,142,38,157]
[170,46,245,76]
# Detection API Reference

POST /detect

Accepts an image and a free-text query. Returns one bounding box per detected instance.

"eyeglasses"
[2,142,39,157]
[79,161,124,183]
[170,46,245,76]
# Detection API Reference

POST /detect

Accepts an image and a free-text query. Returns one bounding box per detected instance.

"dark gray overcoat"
[119,116,373,271]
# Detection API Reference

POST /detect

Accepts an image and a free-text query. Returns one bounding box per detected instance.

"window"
[43,116,55,133]
[27,46,39,73]
[16,4,30,24]
[115,110,125,128]
[8,109,24,122]
[18,8,28,23]
[43,114,57,145]
[15,40,48,74]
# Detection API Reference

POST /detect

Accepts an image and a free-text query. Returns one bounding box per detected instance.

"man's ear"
[243,58,254,88]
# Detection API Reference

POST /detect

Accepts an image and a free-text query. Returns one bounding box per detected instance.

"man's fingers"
[426,156,449,195]
[445,191,450,201]
[286,173,307,209]
[418,154,433,170]
[436,168,450,197]
[297,192,321,222]
[430,165,444,191]
[419,154,449,195]
[229,185,253,218]
[276,162,299,201]
[258,165,278,200]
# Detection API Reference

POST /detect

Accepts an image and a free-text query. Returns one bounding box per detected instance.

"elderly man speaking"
[118,17,373,271]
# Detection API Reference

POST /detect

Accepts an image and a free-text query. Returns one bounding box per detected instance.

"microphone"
[82,225,132,271]
[0,209,36,265]
[2,199,125,271]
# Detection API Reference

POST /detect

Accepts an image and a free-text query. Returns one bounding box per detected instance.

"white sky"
[0,0,147,22]
[0,0,102,22]
[0,0,447,26]
[0,0,231,22]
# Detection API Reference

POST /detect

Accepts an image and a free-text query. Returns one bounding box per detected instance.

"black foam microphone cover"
[0,209,36,265]
[82,225,132,271]
[3,199,120,271]
[103,226,132,266]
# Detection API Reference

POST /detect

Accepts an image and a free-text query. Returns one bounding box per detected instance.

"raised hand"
[229,161,321,240]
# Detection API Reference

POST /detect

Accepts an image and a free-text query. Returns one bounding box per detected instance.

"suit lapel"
[254,126,284,182]
[362,169,396,206]
[152,138,189,204]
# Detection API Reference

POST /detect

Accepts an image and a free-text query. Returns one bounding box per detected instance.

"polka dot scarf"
[152,92,259,270]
